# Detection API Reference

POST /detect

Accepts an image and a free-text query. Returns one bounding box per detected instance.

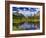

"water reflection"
[13,22,40,30]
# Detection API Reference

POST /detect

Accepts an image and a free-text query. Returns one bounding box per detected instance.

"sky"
[12,7,40,16]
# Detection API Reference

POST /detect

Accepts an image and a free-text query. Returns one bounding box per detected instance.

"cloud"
[13,7,40,16]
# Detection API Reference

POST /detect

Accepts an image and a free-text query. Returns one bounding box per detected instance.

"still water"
[13,22,40,30]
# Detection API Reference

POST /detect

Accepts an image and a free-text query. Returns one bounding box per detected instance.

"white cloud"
[13,8,40,16]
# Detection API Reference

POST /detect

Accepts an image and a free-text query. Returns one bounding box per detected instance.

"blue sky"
[12,7,40,16]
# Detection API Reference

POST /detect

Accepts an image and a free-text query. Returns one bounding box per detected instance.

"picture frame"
[5,1,45,37]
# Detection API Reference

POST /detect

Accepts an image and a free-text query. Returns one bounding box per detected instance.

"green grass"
[13,17,40,24]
